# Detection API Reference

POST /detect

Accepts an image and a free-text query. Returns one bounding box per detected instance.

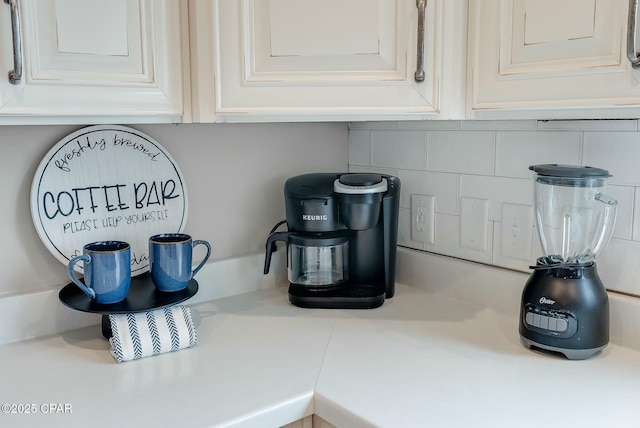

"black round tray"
[59,272,198,338]
[59,272,198,313]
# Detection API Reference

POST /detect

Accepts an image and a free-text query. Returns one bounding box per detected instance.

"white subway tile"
[495,131,581,178]
[597,238,640,296]
[607,185,634,240]
[349,123,640,289]
[372,131,426,170]
[349,121,399,130]
[583,132,640,185]
[348,130,371,166]
[397,169,458,213]
[424,213,493,265]
[398,121,460,131]
[427,131,495,175]
[460,120,537,131]
[348,165,399,177]
[538,119,638,131]
[492,222,534,273]
[460,175,533,221]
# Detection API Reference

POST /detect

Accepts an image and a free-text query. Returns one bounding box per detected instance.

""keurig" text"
[302,215,328,221]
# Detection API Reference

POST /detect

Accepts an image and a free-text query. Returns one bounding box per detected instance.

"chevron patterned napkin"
[108,306,197,363]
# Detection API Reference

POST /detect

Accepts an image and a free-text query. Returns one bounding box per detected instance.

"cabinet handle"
[628,0,640,68]
[4,0,21,84]
[414,0,426,82]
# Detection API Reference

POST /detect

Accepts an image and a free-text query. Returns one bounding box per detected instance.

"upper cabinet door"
[469,0,640,119]
[190,0,466,122]
[0,0,184,123]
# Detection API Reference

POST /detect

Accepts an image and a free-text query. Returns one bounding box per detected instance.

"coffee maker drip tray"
[288,283,386,309]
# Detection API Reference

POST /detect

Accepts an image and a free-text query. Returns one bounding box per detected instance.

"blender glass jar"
[530,164,617,265]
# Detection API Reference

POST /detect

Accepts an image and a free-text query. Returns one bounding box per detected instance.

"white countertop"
[2,278,640,428]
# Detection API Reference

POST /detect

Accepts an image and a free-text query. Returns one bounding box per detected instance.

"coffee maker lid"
[284,173,337,199]
[529,164,611,178]
[334,173,388,194]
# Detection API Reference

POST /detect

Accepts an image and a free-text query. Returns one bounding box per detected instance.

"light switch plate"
[460,197,489,251]
[500,203,534,261]
[411,194,435,244]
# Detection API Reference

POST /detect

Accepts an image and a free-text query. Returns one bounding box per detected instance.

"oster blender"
[520,164,617,360]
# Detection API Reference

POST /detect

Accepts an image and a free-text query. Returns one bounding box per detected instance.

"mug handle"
[191,240,212,277]
[67,255,96,299]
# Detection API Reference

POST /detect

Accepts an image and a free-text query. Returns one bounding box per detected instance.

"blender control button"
[548,317,558,331]
[525,312,534,325]
[556,319,568,332]
[538,315,549,329]
[532,314,542,327]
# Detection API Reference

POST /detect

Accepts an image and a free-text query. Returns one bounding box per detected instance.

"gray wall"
[1,122,349,296]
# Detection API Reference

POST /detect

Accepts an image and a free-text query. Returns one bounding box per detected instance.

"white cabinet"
[0,0,185,124]
[468,0,640,119]
[189,0,466,122]
[9,0,640,124]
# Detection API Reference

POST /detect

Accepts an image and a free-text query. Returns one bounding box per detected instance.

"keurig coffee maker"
[263,173,400,309]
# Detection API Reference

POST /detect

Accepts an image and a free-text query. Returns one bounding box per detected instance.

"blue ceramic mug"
[149,233,211,292]
[67,241,131,304]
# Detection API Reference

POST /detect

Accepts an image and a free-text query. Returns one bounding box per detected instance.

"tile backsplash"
[349,120,640,298]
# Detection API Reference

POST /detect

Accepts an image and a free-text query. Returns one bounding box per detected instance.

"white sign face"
[31,125,188,275]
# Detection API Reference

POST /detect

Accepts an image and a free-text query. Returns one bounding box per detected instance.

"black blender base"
[520,336,606,360]
[288,283,386,309]
[519,261,609,360]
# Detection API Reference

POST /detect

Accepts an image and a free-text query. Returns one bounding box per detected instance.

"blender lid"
[529,164,611,178]
[334,173,388,194]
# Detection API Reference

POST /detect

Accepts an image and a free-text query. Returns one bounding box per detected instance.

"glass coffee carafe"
[264,231,349,288]
[288,233,349,287]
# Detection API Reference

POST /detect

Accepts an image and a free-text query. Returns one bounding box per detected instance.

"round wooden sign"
[31,125,188,275]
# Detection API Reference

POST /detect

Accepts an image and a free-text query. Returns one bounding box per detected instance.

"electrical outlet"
[411,194,435,244]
